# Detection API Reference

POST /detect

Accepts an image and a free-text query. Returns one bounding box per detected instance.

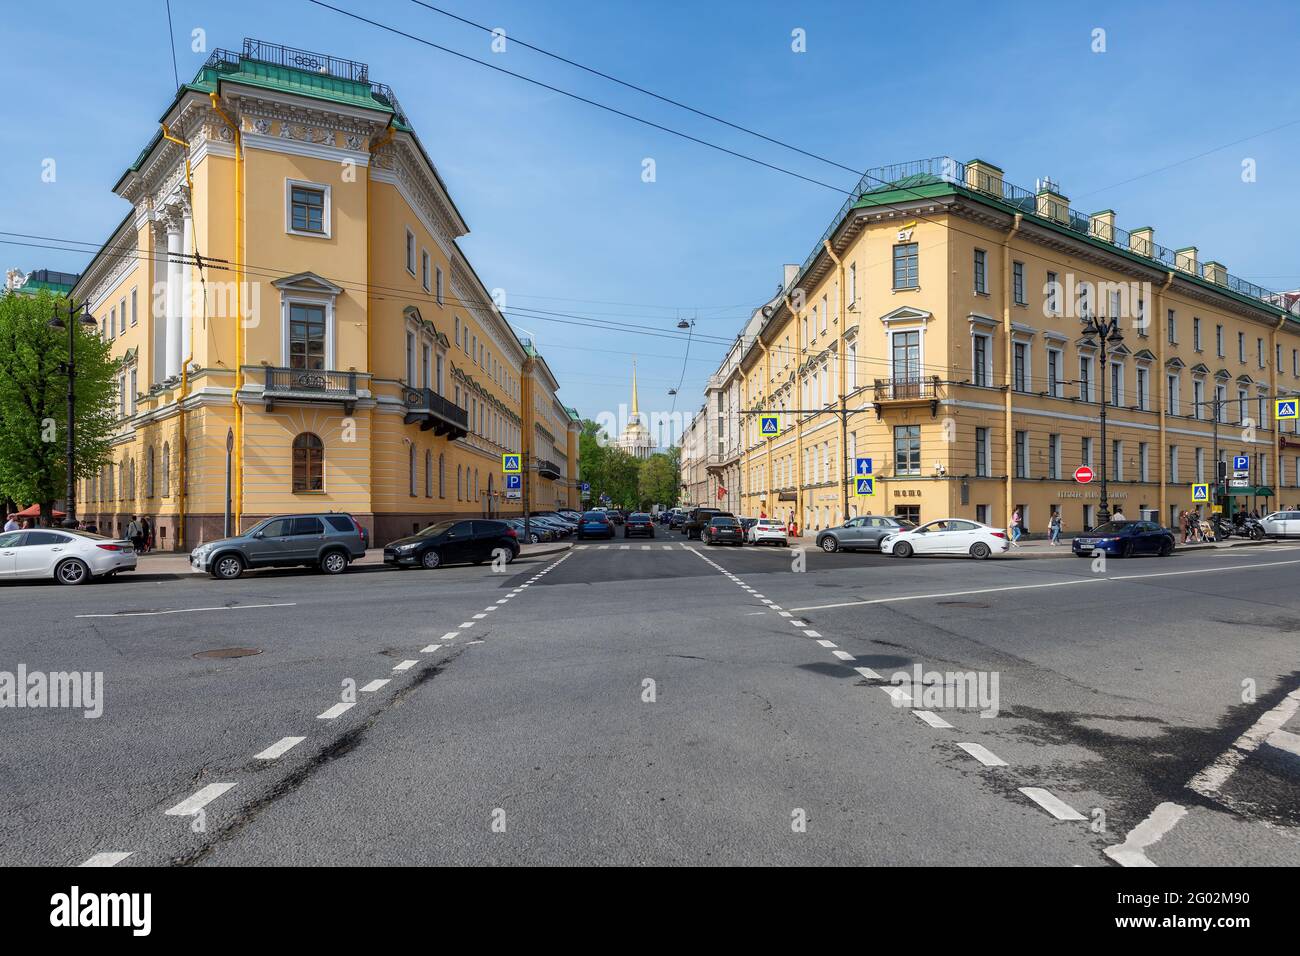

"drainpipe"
[1002,214,1022,528]
[1271,310,1288,509]
[160,123,200,550]
[209,92,244,533]
[785,293,802,533]
[1155,270,1174,522]
[824,239,849,521]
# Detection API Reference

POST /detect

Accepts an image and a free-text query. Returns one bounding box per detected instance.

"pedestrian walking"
[141,516,153,553]
[1179,509,1190,544]
[1048,510,1062,546]
[126,515,143,554]
[1010,508,1022,544]
[3,513,17,532]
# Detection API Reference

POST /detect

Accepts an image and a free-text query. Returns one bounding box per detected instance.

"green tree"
[577,418,643,507]
[0,290,117,523]
[638,448,680,509]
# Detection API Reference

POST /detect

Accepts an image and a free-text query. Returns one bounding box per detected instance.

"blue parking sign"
[759,415,781,437]
[1233,455,1250,472]
[855,476,876,496]
[854,457,873,476]
[581,482,590,494]
[506,473,522,490]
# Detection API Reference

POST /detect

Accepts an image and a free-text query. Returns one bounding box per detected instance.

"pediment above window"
[272,271,344,298]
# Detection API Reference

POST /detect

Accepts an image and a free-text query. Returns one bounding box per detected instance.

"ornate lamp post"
[1080,313,1124,524]
[48,299,99,527]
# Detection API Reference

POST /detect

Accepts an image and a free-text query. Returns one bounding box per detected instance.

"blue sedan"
[1072,520,1175,558]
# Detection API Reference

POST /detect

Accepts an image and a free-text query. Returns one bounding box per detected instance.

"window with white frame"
[1167,373,1179,415]
[1048,433,1060,479]
[1045,271,1059,314]
[287,180,329,236]
[1047,347,1062,397]
[972,331,992,386]
[1139,442,1149,482]
[973,249,987,294]
[436,266,444,305]
[1015,430,1028,478]
[1136,366,1149,410]
[405,229,416,275]
[421,250,431,292]
[1193,379,1204,419]
[1169,445,1179,483]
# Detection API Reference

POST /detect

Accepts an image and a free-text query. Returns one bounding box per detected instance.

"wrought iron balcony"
[536,459,562,480]
[263,366,358,414]
[872,376,941,416]
[403,387,469,440]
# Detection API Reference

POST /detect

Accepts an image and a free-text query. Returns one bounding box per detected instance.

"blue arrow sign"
[506,473,522,490]
[854,457,873,476]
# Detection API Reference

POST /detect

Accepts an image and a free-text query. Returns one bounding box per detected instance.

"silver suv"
[191,513,368,579]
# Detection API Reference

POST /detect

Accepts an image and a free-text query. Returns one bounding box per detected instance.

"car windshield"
[1090,521,1133,534]
[711,518,738,527]
[416,520,459,537]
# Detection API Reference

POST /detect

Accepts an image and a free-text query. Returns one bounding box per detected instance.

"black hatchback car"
[384,519,519,569]
[702,515,744,546]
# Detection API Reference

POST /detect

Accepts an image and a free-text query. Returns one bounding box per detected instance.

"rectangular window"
[893,425,921,476]
[1015,431,1028,478]
[1259,337,1266,368]
[1193,380,1204,420]
[1048,433,1061,479]
[820,294,828,331]
[1216,324,1224,357]
[976,504,989,525]
[129,369,137,415]
[975,427,989,477]
[1216,384,1227,423]
[1110,362,1123,406]
[1048,348,1062,397]
[1013,342,1027,392]
[1167,374,1179,415]
[847,342,857,390]
[1139,442,1149,482]
[131,289,138,326]
[891,330,920,386]
[1046,271,1058,314]
[1082,436,1093,468]
[421,250,431,292]
[1194,317,1202,351]
[1167,309,1176,344]
[1079,355,1093,402]
[848,262,857,304]
[1012,261,1025,305]
[1238,331,1246,363]
[1169,445,1179,483]
[405,229,416,275]
[288,303,327,370]
[973,333,991,387]
[421,343,431,388]
[1196,447,1205,482]
[1112,439,1123,481]
[436,266,444,305]
[974,249,987,295]
[892,243,918,290]
[289,184,326,234]
[1136,366,1149,410]
[406,331,415,384]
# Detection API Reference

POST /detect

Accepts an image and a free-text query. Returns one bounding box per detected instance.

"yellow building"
[732,156,1300,534]
[73,39,579,549]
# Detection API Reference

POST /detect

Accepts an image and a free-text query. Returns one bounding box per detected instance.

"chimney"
[1035,177,1069,224]
[964,159,1004,197]
[1129,226,1155,257]
[1203,260,1226,285]
[1175,246,1199,275]
[1089,210,1116,243]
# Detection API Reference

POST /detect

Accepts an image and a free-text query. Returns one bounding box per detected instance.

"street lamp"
[1080,313,1124,524]
[48,300,99,528]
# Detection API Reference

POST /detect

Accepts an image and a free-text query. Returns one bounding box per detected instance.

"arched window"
[438,454,446,498]
[145,447,155,498]
[408,443,417,497]
[424,450,433,497]
[161,443,171,498]
[292,433,324,492]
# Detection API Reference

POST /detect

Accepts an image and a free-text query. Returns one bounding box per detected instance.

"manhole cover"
[193,647,262,659]
[936,601,989,608]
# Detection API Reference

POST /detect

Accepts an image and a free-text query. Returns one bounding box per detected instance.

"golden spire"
[631,358,640,419]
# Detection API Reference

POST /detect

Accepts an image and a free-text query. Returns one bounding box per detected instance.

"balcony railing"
[873,376,939,401]
[403,387,469,440]
[536,459,562,480]
[263,366,358,413]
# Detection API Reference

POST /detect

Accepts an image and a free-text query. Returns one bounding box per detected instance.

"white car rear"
[747,518,789,546]
[880,518,1009,559]
[0,528,137,584]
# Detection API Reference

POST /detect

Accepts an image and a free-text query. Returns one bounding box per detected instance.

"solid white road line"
[360,679,390,693]
[1103,802,1188,867]
[914,710,953,729]
[76,602,297,619]
[791,557,1300,612]
[318,702,355,719]
[1018,787,1086,821]
[957,742,1008,767]
[165,783,236,816]
[255,736,306,760]
[1189,684,1300,796]
[854,666,883,680]
[80,852,133,867]
[393,660,418,671]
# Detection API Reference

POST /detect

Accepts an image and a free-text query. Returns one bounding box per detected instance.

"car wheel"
[319,550,348,575]
[893,541,913,559]
[212,553,245,580]
[1158,539,1174,557]
[55,558,91,585]
[820,536,839,553]
[421,550,441,570]
[969,542,991,560]
[530,534,540,544]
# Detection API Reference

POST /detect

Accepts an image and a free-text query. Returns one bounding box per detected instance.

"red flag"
[717,486,727,499]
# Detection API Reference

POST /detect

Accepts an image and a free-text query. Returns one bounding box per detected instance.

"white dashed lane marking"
[1104,802,1188,867]
[255,736,306,760]
[913,710,952,729]
[393,660,418,671]
[1018,787,1087,821]
[164,783,236,816]
[957,742,1008,767]
[317,702,355,720]
[80,852,133,867]
[360,679,390,693]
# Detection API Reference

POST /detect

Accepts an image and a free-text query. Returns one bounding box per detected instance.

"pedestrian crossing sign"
[854,457,873,476]
[502,454,521,474]
[855,476,876,497]
[759,415,781,437]
[1192,483,1209,502]
[1276,398,1298,420]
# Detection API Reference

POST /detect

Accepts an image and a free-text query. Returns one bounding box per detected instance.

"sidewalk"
[128,540,572,577]
[1006,536,1284,559]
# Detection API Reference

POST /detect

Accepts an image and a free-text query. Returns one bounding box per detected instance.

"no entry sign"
[1074,465,1094,484]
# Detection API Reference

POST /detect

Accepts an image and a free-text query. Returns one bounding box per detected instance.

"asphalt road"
[2,535,1298,866]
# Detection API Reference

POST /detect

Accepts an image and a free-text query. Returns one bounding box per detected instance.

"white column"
[181,207,193,366]
[165,219,183,380]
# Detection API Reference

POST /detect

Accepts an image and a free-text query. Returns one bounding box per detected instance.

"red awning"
[12,504,66,518]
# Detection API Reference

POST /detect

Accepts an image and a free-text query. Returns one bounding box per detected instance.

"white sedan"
[746,517,789,546]
[880,518,1010,559]
[1260,511,1300,538]
[0,528,137,584]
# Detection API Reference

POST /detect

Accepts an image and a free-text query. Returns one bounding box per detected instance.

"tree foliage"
[0,290,117,520]
[577,418,680,510]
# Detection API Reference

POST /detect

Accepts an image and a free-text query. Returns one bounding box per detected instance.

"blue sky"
[4,0,1300,432]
